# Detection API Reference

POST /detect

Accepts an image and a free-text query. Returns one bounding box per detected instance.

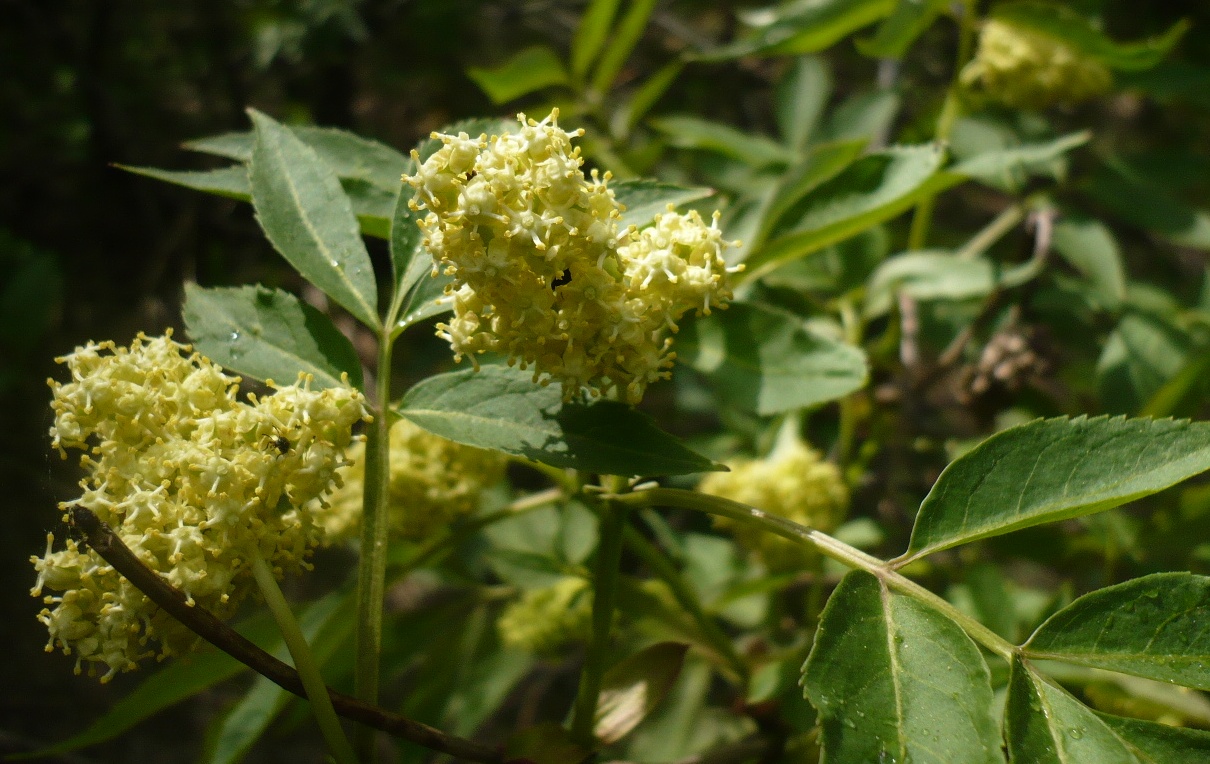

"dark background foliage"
[3,1,1208,761]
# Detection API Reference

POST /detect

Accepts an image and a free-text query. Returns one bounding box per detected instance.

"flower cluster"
[321,417,506,542]
[32,333,369,680]
[961,19,1112,110]
[496,576,593,654]
[700,429,848,571]
[404,110,740,404]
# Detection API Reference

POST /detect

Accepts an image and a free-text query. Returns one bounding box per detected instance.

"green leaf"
[1023,573,1210,691]
[744,144,947,279]
[649,116,792,168]
[182,283,363,390]
[1096,713,1210,763]
[247,109,379,328]
[119,165,395,240]
[817,89,900,144]
[394,267,453,332]
[185,126,408,193]
[1005,656,1210,763]
[863,250,1040,318]
[1084,162,1210,251]
[118,164,251,200]
[902,416,1210,561]
[951,131,1090,191]
[1097,314,1191,414]
[207,593,352,764]
[611,179,716,230]
[467,46,571,104]
[1051,217,1126,311]
[590,0,658,94]
[595,642,689,744]
[389,164,427,294]
[18,614,281,758]
[695,0,897,61]
[618,61,685,135]
[398,364,721,476]
[802,571,1003,764]
[774,55,832,152]
[757,138,868,246]
[992,2,1188,72]
[677,302,868,415]
[571,0,622,80]
[857,0,947,59]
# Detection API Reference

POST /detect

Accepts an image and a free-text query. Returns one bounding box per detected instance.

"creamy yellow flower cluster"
[32,333,369,680]
[404,110,739,404]
[496,576,593,654]
[700,433,848,571]
[322,417,506,542]
[962,19,1112,110]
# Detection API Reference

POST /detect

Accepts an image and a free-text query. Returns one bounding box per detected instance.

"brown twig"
[69,507,503,764]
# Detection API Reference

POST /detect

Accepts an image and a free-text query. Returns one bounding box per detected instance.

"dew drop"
[229,331,241,342]
[1068,726,1085,740]
[330,258,341,268]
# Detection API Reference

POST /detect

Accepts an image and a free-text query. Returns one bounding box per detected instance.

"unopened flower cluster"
[322,417,505,542]
[404,110,740,404]
[497,576,593,654]
[962,19,1111,109]
[700,432,848,571]
[32,333,368,680]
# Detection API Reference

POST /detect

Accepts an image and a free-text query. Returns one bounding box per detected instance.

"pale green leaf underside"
[248,109,379,329]
[1006,657,1210,763]
[1024,573,1210,691]
[677,302,868,415]
[182,283,363,390]
[594,642,688,745]
[802,571,1004,764]
[398,365,721,476]
[904,416,1210,561]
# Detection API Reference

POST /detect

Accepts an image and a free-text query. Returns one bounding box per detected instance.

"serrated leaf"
[1023,573,1210,691]
[757,138,868,246]
[992,2,1188,72]
[248,109,379,328]
[649,116,792,168]
[184,126,408,193]
[952,131,1090,190]
[595,642,689,745]
[1005,656,1210,763]
[902,417,1210,562]
[695,0,896,61]
[611,180,715,229]
[802,571,1003,764]
[207,592,352,764]
[677,302,868,415]
[398,364,721,475]
[118,164,251,200]
[467,45,571,104]
[744,144,948,280]
[182,283,363,390]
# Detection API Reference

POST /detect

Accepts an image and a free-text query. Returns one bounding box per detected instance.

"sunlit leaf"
[902,416,1210,561]
[467,46,571,104]
[595,642,688,744]
[802,571,1003,764]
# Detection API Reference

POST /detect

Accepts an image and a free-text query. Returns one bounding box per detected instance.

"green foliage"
[34,1,1210,763]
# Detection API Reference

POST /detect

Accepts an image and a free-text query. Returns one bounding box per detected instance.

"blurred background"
[3,1,1208,761]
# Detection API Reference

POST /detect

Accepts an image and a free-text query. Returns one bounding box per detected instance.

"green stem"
[836,299,864,470]
[908,0,978,250]
[353,336,394,755]
[623,526,749,684]
[250,551,359,764]
[955,203,1026,260]
[614,488,1016,663]
[569,488,629,745]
